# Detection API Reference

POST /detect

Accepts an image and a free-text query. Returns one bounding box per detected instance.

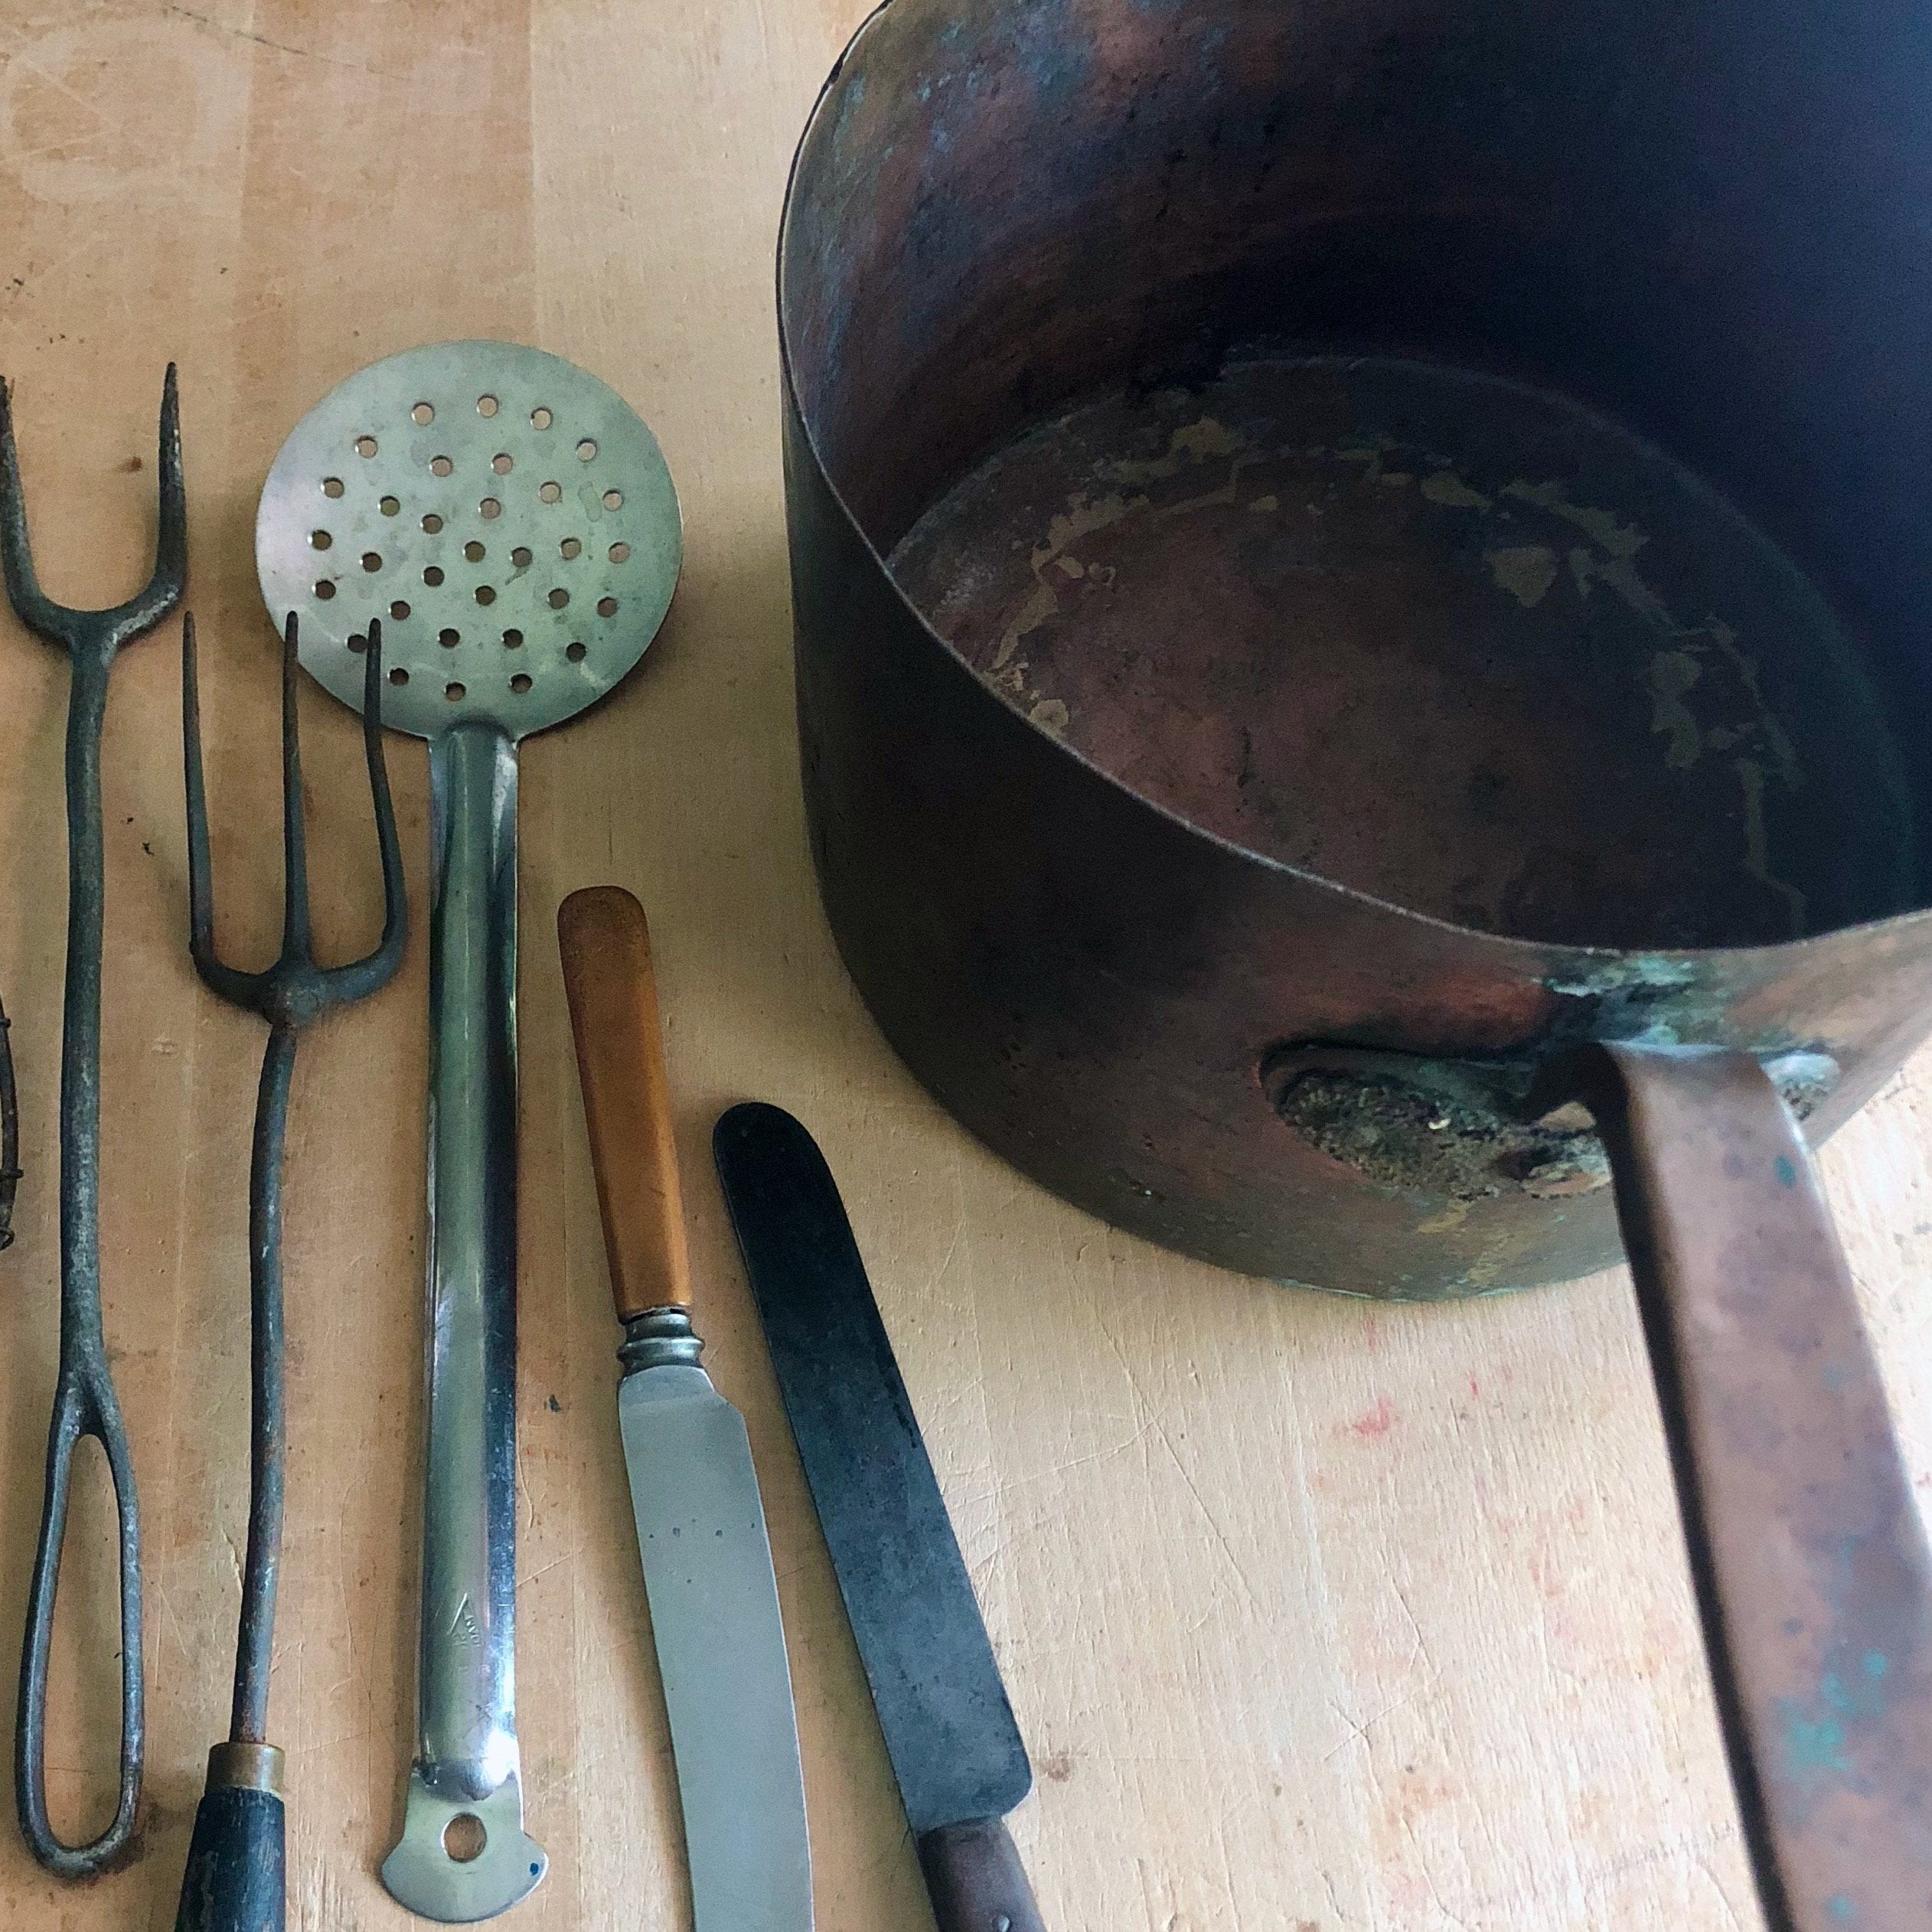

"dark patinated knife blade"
[714,1102,1046,1932]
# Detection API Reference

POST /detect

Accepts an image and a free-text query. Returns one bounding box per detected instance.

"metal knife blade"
[713,1102,1046,1932]
[556,889,811,1932]
[620,1354,813,1932]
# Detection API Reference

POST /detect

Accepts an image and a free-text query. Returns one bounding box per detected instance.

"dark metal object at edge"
[714,1101,1045,1932]
[0,992,18,1252]
[2,365,186,1876]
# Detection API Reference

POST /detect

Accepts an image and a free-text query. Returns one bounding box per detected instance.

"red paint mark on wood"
[1467,1376,1480,1399]
[1348,1396,1396,1438]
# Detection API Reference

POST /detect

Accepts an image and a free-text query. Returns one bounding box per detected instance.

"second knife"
[559,889,811,1932]
[714,1101,1046,1932]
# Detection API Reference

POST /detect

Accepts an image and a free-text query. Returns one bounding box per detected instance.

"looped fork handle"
[15,1359,144,1875]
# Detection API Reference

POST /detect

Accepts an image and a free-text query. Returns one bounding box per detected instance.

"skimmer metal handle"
[380,721,544,1922]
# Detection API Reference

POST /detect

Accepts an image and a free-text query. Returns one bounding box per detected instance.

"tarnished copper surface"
[889,355,1907,951]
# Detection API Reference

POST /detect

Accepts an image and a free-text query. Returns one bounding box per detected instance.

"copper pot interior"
[782,2,1932,953]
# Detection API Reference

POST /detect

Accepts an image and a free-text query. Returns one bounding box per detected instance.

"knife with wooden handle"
[558,889,811,1932]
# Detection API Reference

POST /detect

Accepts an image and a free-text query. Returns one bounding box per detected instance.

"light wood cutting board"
[0,5,1927,1927]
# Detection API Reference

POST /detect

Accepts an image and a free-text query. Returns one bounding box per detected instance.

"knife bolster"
[618,1305,706,1374]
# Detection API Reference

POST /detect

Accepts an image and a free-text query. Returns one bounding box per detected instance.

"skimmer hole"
[480,498,501,520]
[548,588,569,609]
[321,476,345,498]
[354,436,377,458]
[511,673,533,694]
[596,596,617,618]
[464,540,485,562]
[502,628,524,648]
[348,633,368,654]
[429,455,454,478]
[602,488,622,510]
[566,640,586,661]
[576,439,597,462]
[492,452,513,475]
[412,402,435,426]
[477,393,499,417]
[422,512,444,534]
[530,406,553,430]
[560,537,581,560]
[439,628,460,648]
[314,580,336,599]
[389,666,410,686]
[608,541,629,563]
[380,494,400,517]
[475,586,496,606]
[362,552,383,573]
[512,545,534,567]
[423,566,445,586]
[445,681,466,702]
[310,530,333,550]
[390,600,411,620]
[538,481,562,504]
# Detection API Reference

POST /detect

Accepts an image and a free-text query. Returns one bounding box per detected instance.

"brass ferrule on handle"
[204,1741,285,1797]
[556,886,693,1323]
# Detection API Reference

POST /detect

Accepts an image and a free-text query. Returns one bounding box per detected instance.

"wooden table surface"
[1,5,1929,1928]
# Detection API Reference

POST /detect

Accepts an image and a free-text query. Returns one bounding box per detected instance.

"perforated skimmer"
[258,341,681,1923]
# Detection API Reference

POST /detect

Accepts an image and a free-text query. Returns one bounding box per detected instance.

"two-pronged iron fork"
[2,366,185,1878]
[172,611,406,1931]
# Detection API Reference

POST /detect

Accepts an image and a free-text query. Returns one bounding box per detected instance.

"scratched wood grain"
[0,5,1927,1930]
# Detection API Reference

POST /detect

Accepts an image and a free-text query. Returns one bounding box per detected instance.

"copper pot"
[778,1,1932,1922]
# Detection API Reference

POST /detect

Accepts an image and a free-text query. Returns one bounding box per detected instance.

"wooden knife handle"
[557,887,691,1320]
[916,1819,1047,1932]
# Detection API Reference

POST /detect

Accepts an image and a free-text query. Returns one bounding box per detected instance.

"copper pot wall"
[778,3,1932,1924]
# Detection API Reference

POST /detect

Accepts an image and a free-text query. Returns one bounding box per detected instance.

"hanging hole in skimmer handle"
[1576,1043,1932,1932]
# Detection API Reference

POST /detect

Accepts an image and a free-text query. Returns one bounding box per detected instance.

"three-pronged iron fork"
[173,611,406,1931]
[2,366,185,1877]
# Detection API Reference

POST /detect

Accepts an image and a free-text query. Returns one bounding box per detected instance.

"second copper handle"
[557,886,691,1319]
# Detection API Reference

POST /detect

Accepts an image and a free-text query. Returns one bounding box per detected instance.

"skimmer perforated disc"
[256,341,681,739]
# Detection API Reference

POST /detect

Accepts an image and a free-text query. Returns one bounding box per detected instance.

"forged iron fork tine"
[279,612,313,961]
[0,365,185,655]
[335,621,409,1006]
[184,615,270,1013]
